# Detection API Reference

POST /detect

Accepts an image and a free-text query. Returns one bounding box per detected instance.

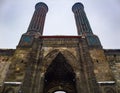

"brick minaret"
[72,2,93,36]
[18,2,48,47]
[27,2,48,35]
[72,2,102,48]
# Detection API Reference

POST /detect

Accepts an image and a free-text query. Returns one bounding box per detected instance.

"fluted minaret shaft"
[72,3,93,35]
[27,2,48,35]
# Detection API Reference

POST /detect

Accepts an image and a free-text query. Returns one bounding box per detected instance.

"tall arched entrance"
[44,53,77,93]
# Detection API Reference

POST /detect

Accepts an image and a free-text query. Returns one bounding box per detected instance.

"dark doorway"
[44,53,76,93]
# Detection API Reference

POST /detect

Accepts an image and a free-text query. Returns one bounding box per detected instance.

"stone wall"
[0,47,120,93]
[0,49,15,92]
[104,49,120,92]
[0,49,15,56]
[89,48,114,82]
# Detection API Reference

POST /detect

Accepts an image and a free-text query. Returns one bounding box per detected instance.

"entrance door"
[44,53,77,93]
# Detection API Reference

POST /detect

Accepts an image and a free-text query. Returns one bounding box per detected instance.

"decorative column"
[72,2,93,36]
[27,2,48,35]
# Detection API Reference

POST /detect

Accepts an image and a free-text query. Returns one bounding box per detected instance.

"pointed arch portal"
[44,53,77,93]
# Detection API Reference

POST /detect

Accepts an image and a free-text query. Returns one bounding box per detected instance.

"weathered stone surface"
[89,49,114,81]
[0,1,120,93]
[105,49,120,90]
[0,49,15,86]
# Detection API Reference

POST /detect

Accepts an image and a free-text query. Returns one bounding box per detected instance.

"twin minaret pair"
[27,2,93,36]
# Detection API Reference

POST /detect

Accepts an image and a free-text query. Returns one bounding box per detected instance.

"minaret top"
[72,2,84,13]
[35,2,48,12]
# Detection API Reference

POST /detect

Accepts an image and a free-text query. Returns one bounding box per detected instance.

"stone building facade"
[0,2,120,93]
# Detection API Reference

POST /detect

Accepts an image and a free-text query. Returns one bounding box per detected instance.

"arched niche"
[41,49,80,73]
[38,49,82,93]
[43,52,77,93]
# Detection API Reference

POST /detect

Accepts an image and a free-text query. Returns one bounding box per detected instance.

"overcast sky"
[0,0,120,49]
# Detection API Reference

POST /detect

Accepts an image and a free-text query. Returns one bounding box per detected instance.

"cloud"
[0,0,120,48]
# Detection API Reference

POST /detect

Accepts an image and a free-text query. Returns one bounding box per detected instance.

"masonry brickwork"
[0,2,120,93]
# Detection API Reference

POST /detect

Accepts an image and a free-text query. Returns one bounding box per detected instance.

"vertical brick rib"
[27,2,48,35]
[72,2,93,35]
